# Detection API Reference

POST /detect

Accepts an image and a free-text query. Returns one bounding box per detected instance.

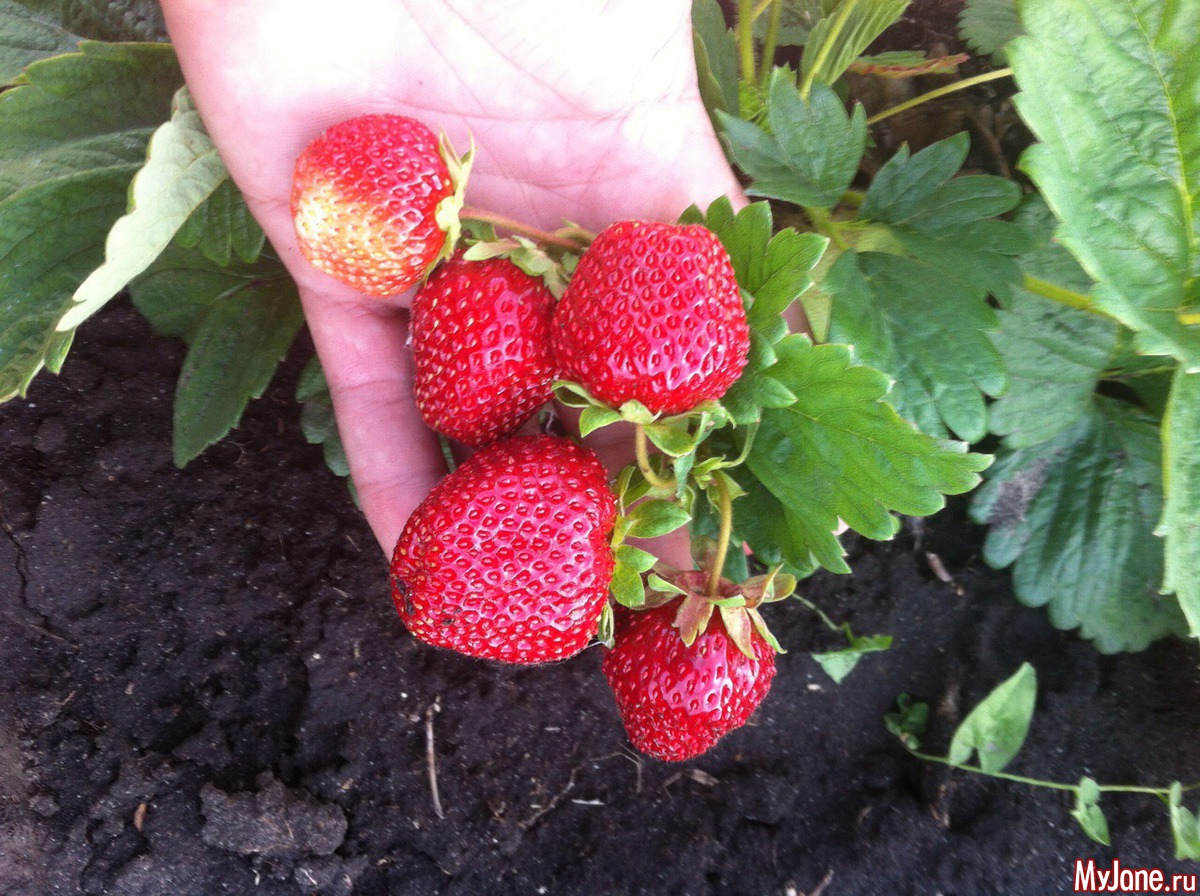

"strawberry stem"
[634,424,677,491]
[460,207,592,251]
[707,475,734,597]
[865,68,1014,126]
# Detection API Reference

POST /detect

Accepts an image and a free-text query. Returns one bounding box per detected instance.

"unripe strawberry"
[551,220,749,416]
[291,114,466,297]
[411,254,557,447]
[390,435,616,664]
[602,602,776,761]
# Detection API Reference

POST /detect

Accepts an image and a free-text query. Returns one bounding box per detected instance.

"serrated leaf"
[624,499,691,540]
[1161,369,1200,640]
[1070,778,1111,847]
[958,0,1021,62]
[296,355,350,480]
[988,197,1116,448]
[174,178,265,267]
[740,337,989,575]
[172,278,303,466]
[61,86,228,330]
[0,42,181,400]
[948,662,1036,775]
[800,0,909,93]
[610,561,647,609]
[615,543,657,575]
[1170,783,1200,861]
[0,1,82,83]
[811,625,891,684]
[1010,0,1200,371]
[828,133,1028,440]
[692,0,738,121]
[719,73,866,210]
[971,401,1187,653]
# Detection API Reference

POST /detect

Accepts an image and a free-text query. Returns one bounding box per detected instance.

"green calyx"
[429,131,474,275]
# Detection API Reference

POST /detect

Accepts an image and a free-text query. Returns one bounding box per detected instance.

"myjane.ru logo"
[1074,858,1197,893]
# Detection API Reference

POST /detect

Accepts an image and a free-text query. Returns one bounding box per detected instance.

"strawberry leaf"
[0,1,82,83]
[825,133,1030,440]
[61,86,229,330]
[295,355,351,482]
[174,178,265,267]
[1160,369,1200,641]
[1170,784,1200,861]
[718,72,867,210]
[169,277,302,467]
[11,0,165,42]
[970,399,1188,652]
[737,336,990,575]
[1010,0,1200,371]
[958,0,1021,62]
[0,41,181,401]
[987,198,1117,448]
[623,499,690,540]
[692,0,738,122]
[799,0,909,94]
[1071,778,1111,847]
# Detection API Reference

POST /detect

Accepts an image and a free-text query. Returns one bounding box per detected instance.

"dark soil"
[4,306,1200,896]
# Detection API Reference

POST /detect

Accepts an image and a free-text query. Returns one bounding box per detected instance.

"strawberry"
[390,434,616,664]
[290,114,468,297]
[602,601,776,761]
[551,220,749,416]
[411,254,557,447]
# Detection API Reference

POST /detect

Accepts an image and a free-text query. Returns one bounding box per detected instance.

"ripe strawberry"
[411,254,557,447]
[551,220,749,416]
[291,114,466,297]
[390,435,616,664]
[602,602,776,761]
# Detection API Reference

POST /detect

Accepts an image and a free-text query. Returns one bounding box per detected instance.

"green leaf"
[811,625,892,684]
[826,133,1029,440]
[971,400,1187,653]
[1161,369,1200,640]
[1070,778,1111,847]
[690,197,827,425]
[0,42,181,400]
[578,405,622,438]
[13,0,166,42]
[1171,783,1200,861]
[741,337,990,574]
[800,0,909,94]
[295,355,350,480]
[174,177,265,267]
[884,694,928,751]
[1010,0,1200,371]
[61,86,228,330]
[623,499,691,540]
[948,662,1036,775]
[957,0,1021,62]
[172,278,303,466]
[0,0,81,84]
[692,0,738,120]
[719,73,866,210]
[988,197,1116,448]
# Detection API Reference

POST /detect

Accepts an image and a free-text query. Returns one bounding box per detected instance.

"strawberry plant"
[2,0,1200,850]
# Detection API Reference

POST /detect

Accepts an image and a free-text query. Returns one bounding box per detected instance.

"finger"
[299,287,446,557]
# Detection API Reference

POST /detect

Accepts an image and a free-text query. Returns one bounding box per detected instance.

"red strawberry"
[291,114,466,297]
[390,435,617,664]
[411,254,557,447]
[602,602,776,761]
[551,220,749,416]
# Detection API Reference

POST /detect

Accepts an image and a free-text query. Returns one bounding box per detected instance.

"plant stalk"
[737,0,756,83]
[460,207,589,251]
[866,68,1014,126]
[706,476,734,597]
[635,425,676,491]
[1021,274,1117,320]
[758,0,784,89]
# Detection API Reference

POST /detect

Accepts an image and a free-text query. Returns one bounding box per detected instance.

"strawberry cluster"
[291,114,785,762]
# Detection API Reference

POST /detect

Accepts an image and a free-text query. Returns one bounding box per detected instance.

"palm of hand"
[162,0,741,554]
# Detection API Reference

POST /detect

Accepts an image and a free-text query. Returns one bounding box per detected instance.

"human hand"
[160,0,744,556]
